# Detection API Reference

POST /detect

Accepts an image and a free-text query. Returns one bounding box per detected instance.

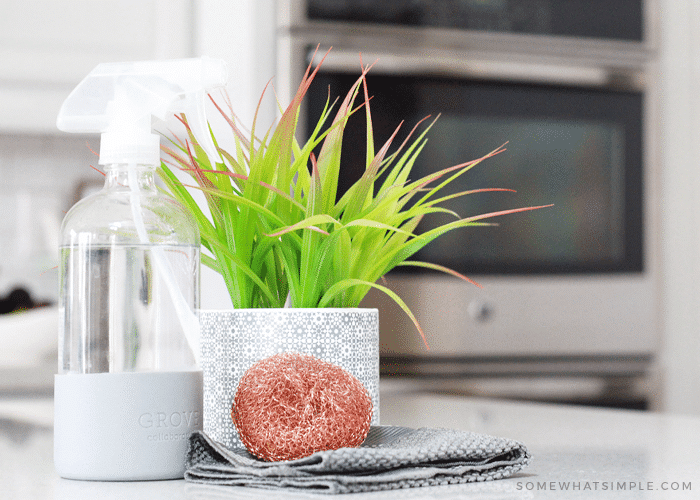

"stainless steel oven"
[276,0,660,406]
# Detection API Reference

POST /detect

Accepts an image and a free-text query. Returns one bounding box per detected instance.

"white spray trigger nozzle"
[57,57,228,166]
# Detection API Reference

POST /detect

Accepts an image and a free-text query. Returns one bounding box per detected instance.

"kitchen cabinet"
[0,0,194,133]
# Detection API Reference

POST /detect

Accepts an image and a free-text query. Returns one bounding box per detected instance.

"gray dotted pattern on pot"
[199,309,380,450]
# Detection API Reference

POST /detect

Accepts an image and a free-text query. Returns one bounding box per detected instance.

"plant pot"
[198,308,380,450]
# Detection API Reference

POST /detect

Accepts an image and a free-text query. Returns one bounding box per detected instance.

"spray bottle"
[54,57,227,480]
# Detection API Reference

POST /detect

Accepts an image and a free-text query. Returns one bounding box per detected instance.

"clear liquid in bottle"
[59,243,199,374]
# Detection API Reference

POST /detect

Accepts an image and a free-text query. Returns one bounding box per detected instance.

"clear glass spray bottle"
[53,58,227,480]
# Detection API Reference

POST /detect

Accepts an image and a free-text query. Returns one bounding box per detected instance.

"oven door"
[305,61,644,276]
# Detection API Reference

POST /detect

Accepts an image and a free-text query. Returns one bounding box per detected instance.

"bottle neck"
[104,164,157,192]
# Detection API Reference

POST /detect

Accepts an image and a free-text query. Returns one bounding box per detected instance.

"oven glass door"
[305,72,644,275]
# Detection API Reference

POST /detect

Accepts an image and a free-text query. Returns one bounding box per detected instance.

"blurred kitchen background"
[2,0,700,416]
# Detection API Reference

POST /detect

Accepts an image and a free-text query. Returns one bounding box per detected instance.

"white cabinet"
[0,0,194,133]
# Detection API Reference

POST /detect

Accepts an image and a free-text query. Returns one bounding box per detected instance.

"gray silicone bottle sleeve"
[54,370,203,481]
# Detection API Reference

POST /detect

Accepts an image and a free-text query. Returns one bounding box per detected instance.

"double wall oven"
[276,0,659,407]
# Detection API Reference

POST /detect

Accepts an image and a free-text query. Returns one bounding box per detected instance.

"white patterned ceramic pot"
[198,308,380,450]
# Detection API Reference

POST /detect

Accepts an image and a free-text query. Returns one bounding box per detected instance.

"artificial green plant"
[159,50,550,347]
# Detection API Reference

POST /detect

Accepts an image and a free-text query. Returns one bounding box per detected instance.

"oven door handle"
[308,46,644,90]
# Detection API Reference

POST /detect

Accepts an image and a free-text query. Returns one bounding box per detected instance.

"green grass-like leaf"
[159,47,552,344]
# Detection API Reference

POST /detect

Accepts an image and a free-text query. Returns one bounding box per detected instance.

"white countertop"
[1,384,698,499]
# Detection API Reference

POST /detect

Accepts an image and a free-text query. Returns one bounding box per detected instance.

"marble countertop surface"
[2,383,698,499]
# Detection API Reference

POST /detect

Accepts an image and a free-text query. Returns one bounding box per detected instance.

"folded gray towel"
[185,426,530,494]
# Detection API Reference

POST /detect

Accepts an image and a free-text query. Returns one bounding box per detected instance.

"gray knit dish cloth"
[185,425,531,494]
